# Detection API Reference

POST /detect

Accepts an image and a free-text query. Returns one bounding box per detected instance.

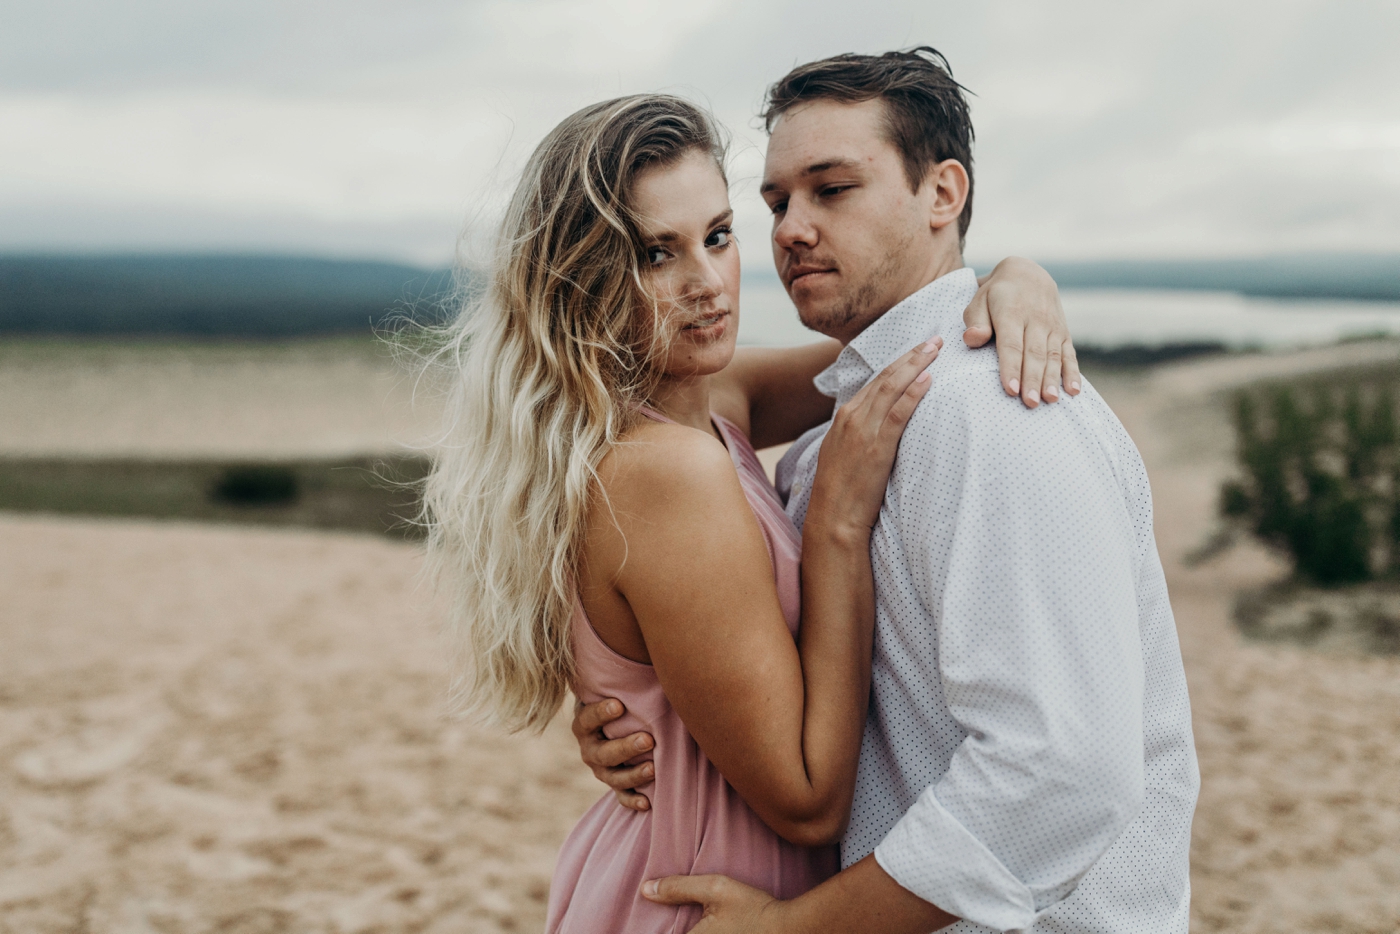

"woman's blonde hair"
[421,94,727,732]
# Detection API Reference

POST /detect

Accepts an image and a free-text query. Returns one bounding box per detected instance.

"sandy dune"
[1099,345,1400,934]
[0,516,602,932]
[0,339,437,461]
[3,340,1400,932]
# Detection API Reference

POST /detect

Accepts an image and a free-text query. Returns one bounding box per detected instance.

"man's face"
[761,98,944,343]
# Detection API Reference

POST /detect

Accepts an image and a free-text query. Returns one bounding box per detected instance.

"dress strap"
[639,406,732,455]
[636,404,675,425]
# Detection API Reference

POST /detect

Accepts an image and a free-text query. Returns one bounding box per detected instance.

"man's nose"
[773,201,818,252]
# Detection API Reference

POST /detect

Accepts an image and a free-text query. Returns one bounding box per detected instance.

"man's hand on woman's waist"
[572,697,654,811]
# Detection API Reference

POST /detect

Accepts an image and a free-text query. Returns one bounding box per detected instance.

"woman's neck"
[648,373,717,437]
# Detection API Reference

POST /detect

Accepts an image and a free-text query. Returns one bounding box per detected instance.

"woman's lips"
[682,310,730,335]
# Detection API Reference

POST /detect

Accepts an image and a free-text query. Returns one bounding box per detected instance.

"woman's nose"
[684,253,725,300]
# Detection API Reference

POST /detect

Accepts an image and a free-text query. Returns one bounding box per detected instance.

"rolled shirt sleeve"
[871,378,1148,931]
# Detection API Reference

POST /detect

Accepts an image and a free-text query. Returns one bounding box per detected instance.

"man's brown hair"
[762,47,975,241]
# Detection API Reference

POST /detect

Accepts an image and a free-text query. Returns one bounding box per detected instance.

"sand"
[1099,344,1400,934]
[4,339,1400,932]
[0,338,437,461]
[0,516,601,933]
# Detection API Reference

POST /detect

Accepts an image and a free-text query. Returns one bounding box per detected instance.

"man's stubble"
[793,225,917,342]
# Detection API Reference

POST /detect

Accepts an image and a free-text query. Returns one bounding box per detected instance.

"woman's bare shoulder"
[595,420,740,514]
[585,419,758,601]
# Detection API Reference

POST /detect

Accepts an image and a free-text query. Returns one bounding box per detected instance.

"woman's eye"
[768,200,788,216]
[706,228,732,249]
[646,246,668,266]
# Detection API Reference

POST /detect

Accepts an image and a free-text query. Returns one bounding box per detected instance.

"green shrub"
[1223,372,1400,585]
[211,465,300,506]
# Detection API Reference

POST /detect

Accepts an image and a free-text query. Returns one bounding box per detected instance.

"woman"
[422,95,1073,933]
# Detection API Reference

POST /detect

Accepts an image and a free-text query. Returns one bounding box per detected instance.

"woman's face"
[630,148,741,380]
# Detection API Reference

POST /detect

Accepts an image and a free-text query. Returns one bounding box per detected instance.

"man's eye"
[706,227,732,248]
[768,200,788,215]
[821,185,851,197]
[646,246,668,266]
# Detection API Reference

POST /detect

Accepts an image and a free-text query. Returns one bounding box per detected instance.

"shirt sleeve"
[873,381,1148,931]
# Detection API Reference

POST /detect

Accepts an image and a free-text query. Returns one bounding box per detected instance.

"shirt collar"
[813,267,980,407]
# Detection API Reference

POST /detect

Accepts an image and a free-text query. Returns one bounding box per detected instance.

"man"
[576,48,1198,933]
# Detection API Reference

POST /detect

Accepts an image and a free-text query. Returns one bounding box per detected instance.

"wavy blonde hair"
[421,95,727,732]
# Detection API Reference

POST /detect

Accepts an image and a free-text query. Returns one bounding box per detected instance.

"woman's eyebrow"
[707,208,734,228]
[644,209,734,244]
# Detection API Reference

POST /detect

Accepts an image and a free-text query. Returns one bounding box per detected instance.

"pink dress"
[545,411,838,934]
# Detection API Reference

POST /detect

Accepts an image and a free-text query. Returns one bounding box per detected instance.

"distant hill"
[1041,254,1400,302]
[4,251,1397,337]
[0,254,457,336]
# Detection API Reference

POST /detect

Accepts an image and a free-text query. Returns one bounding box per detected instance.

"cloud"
[1,0,1396,265]
[0,92,495,218]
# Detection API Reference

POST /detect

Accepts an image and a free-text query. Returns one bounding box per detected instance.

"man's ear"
[925,159,969,233]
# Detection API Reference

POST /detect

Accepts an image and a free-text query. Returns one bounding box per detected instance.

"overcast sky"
[3,0,1398,270]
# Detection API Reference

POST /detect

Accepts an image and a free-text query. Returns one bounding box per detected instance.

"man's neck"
[838,249,965,347]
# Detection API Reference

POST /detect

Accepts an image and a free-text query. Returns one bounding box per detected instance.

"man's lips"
[786,266,836,286]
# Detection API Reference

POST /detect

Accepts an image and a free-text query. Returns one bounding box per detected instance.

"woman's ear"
[926,159,970,233]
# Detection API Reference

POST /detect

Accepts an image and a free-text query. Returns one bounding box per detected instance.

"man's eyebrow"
[802,158,864,175]
[643,209,734,243]
[760,158,865,194]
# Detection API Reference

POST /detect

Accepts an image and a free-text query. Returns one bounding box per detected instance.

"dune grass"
[1220,361,1400,654]
[1221,362,1400,585]
[0,456,430,539]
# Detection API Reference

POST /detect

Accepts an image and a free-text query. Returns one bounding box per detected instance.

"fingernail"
[642,763,654,778]
[637,798,649,810]
[642,881,658,897]
[916,370,931,383]
[606,701,620,716]
[1045,385,1059,401]
[1026,388,1040,404]
[634,736,651,752]
[922,338,940,353]
[1069,381,1081,393]
[1009,379,1020,395]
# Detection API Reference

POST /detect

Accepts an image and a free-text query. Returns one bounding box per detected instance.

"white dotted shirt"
[776,268,1199,933]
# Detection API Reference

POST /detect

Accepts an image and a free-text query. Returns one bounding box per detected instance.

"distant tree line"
[0,254,458,336]
[3,251,1399,337]
[1074,341,1226,368]
[1045,253,1400,303]
[1222,367,1400,584]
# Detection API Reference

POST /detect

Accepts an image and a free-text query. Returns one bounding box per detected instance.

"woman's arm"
[582,343,940,846]
[961,256,1081,408]
[710,258,1077,448]
[573,257,1078,806]
[711,340,840,449]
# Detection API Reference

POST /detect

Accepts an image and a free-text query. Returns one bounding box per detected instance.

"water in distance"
[737,277,1400,352]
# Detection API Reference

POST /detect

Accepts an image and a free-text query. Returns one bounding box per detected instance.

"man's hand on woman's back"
[571,698,654,811]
